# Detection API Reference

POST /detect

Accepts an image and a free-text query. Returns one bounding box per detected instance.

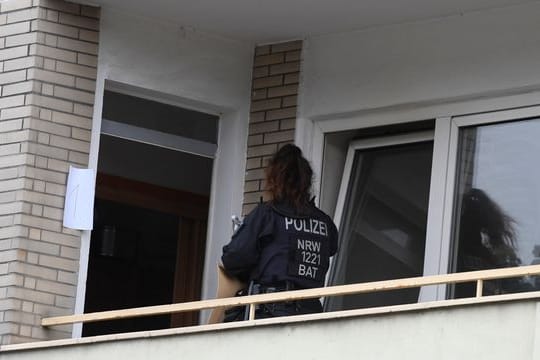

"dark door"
[83,173,208,336]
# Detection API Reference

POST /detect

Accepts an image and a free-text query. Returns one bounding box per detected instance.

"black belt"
[250,281,298,295]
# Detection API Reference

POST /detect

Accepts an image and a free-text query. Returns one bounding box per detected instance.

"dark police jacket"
[222,201,338,289]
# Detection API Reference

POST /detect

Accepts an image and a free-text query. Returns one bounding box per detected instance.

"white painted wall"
[99,9,253,110]
[77,7,253,328]
[297,2,540,204]
[300,2,540,120]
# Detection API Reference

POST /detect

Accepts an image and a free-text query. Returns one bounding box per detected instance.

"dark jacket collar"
[270,200,316,218]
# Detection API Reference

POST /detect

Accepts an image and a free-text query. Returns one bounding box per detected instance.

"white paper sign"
[63,166,96,230]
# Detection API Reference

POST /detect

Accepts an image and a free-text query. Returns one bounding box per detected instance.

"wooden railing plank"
[42,264,540,327]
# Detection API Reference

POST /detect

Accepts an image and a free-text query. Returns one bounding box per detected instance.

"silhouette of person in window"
[454,188,526,297]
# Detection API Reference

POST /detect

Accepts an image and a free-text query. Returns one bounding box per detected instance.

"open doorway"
[83,89,218,336]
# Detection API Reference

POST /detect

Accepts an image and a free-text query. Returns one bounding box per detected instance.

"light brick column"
[242,40,302,215]
[0,0,99,345]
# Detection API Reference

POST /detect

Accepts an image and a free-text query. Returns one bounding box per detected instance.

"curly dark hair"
[461,188,517,249]
[265,144,313,209]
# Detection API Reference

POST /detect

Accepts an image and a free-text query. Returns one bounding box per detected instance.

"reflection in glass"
[452,118,540,297]
[327,141,433,311]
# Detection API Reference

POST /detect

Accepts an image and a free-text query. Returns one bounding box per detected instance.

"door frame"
[74,72,248,336]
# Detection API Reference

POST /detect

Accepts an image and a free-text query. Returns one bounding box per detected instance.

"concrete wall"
[300,1,540,120]
[0,0,99,344]
[85,7,254,318]
[2,299,539,359]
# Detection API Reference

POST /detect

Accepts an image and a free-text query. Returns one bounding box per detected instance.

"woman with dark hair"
[457,188,519,270]
[221,144,338,319]
[455,188,522,297]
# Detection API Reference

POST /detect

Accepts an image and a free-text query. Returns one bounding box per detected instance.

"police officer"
[221,144,338,319]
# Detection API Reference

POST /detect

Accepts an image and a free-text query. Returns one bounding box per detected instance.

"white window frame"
[438,104,540,297]
[328,131,434,298]
[298,92,540,303]
[334,130,435,232]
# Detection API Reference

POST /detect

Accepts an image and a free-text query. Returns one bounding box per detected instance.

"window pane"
[103,91,219,144]
[452,117,540,297]
[327,141,433,311]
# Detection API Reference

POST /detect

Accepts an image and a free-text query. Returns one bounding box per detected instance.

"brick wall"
[242,40,302,215]
[0,0,99,345]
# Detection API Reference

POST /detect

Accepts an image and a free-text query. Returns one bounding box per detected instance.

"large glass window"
[323,106,540,307]
[327,133,433,311]
[451,117,540,297]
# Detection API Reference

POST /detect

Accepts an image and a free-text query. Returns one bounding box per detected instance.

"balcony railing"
[40,264,540,329]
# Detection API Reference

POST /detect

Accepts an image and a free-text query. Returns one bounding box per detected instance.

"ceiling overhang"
[77,0,534,43]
